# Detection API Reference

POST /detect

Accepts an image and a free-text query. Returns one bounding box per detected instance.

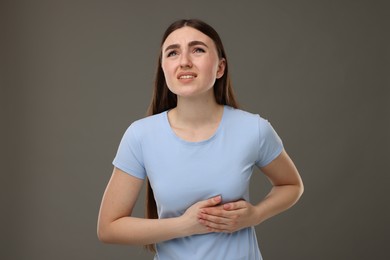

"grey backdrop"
[1,0,389,259]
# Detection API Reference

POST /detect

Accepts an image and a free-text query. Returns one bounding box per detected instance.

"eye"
[167,50,178,57]
[193,47,205,54]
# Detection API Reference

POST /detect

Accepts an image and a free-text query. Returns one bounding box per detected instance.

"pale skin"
[97,26,304,245]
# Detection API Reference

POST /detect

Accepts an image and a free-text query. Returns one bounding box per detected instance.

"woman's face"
[161,26,225,99]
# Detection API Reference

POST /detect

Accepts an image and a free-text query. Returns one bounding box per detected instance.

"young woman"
[97,19,304,260]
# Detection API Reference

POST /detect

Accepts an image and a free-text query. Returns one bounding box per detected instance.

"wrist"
[175,215,193,237]
[253,204,266,225]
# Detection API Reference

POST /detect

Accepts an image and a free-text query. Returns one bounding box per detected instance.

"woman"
[97,19,303,260]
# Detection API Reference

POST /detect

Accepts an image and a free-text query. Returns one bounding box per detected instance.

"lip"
[177,72,198,79]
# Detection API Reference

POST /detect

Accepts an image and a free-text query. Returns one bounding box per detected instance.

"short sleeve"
[112,123,146,179]
[255,116,284,168]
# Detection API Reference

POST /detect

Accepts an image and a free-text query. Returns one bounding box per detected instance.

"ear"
[216,58,226,79]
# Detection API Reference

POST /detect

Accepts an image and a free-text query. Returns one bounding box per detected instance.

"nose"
[179,51,192,68]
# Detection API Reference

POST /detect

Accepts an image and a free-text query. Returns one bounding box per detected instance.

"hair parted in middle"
[147,18,239,116]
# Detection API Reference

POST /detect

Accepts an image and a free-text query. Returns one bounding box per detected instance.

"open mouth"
[178,72,197,79]
[179,75,195,79]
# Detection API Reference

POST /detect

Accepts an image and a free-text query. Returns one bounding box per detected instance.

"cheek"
[161,64,175,88]
[204,62,219,79]
[161,62,167,73]
[204,56,220,74]
[161,64,171,79]
[162,60,175,73]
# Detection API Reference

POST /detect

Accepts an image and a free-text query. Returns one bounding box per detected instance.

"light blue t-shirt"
[113,106,283,260]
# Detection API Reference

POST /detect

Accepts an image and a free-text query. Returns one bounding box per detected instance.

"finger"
[199,218,235,233]
[198,212,230,224]
[200,206,226,217]
[199,217,228,229]
[197,195,222,208]
[223,200,247,211]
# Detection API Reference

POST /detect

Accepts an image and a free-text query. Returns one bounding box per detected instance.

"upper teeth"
[180,75,194,79]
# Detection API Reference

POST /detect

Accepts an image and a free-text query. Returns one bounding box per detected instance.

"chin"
[172,87,214,98]
[169,87,200,97]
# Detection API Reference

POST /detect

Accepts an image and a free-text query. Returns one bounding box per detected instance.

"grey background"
[1,0,389,259]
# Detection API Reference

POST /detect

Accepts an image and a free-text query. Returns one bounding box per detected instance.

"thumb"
[198,195,222,208]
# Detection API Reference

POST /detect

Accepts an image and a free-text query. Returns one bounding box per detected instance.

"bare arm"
[199,149,304,232]
[97,167,220,245]
[253,149,304,223]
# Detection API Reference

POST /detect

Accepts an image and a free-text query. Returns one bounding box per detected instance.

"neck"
[171,95,224,128]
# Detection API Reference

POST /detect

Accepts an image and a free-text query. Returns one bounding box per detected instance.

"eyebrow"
[163,41,209,53]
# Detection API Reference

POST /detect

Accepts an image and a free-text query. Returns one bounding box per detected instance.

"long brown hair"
[145,19,239,252]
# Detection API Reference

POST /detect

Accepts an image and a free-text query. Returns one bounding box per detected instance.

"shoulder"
[224,106,278,136]
[123,111,167,140]
[130,111,166,128]
[224,106,264,125]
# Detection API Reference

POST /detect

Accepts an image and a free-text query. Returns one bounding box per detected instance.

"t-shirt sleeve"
[255,116,284,168]
[112,123,146,179]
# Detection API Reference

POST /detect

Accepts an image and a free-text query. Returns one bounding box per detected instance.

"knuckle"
[215,218,222,224]
[213,224,221,230]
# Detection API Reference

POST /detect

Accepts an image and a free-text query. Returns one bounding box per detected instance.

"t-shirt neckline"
[164,105,227,145]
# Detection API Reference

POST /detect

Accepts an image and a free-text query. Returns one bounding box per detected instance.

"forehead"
[162,26,215,49]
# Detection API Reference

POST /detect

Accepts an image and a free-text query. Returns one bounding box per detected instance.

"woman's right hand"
[98,169,224,245]
[181,195,222,236]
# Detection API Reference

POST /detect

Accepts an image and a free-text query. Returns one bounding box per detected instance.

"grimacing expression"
[161,26,225,99]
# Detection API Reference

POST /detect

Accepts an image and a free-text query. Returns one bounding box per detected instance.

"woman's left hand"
[198,150,304,233]
[198,200,260,233]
